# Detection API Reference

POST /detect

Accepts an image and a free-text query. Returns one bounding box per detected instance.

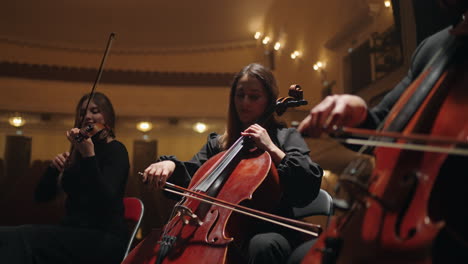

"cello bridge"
[175,205,203,226]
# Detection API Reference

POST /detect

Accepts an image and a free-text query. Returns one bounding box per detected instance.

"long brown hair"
[66,92,116,168]
[74,92,116,138]
[220,63,282,150]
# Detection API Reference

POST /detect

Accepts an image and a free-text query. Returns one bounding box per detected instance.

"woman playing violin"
[297,0,468,262]
[143,63,323,264]
[0,92,130,264]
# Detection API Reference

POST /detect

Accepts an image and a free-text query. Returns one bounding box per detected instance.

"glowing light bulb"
[8,115,25,128]
[254,32,262,39]
[291,50,300,59]
[274,42,281,50]
[136,121,153,132]
[193,122,207,133]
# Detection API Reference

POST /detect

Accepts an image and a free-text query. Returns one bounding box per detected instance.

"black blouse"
[159,127,323,218]
[35,139,130,237]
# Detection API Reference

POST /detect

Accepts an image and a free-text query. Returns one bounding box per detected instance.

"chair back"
[123,197,144,258]
[292,189,334,227]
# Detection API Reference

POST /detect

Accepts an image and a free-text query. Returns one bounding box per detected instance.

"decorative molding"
[0,36,257,55]
[0,61,235,87]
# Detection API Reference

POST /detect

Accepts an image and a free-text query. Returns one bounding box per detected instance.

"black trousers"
[287,239,316,264]
[248,232,293,264]
[0,224,126,264]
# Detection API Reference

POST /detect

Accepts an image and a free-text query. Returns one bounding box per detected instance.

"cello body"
[124,83,314,264]
[123,148,281,264]
[302,32,468,263]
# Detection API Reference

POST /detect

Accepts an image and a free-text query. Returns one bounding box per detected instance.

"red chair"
[123,197,144,258]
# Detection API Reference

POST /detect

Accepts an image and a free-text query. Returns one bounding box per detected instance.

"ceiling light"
[262,36,270,45]
[136,121,153,132]
[384,1,391,8]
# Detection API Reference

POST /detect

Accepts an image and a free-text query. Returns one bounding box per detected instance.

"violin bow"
[78,32,116,128]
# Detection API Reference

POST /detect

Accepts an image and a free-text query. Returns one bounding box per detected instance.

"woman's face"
[234,74,269,127]
[79,100,106,128]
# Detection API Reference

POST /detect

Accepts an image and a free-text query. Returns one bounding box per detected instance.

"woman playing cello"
[297,0,468,262]
[143,63,323,264]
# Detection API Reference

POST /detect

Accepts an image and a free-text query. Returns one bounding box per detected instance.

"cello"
[301,18,468,264]
[124,85,322,264]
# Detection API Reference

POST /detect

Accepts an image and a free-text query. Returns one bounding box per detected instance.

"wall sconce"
[254,32,262,40]
[384,1,391,8]
[290,50,301,59]
[8,113,26,135]
[313,61,336,98]
[136,121,153,133]
[274,42,281,51]
[313,61,325,71]
[9,115,26,128]
[193,122,207,133]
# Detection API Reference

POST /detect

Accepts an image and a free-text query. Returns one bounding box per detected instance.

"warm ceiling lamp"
[384,1,391,8]
[8,114,26,128]
[136,121,153,133]
[193,122,207,133]
[262,36,270,45]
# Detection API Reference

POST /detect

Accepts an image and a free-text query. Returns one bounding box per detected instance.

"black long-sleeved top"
[35,139,130,236]
[160,127,323,218]
[361,26,455,130]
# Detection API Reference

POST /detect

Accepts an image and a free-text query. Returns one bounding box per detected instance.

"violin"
[123,85,321,264]
[62,33,115,168]
[301,23,468,263]
[74,123,110,143]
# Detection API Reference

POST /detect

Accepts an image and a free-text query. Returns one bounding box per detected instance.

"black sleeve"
[159,133,221,198]
[276,128,323,207]
[79,141,129,202]
[343,31,437,153]
[361,27,447,129]
[34,165,61,202]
